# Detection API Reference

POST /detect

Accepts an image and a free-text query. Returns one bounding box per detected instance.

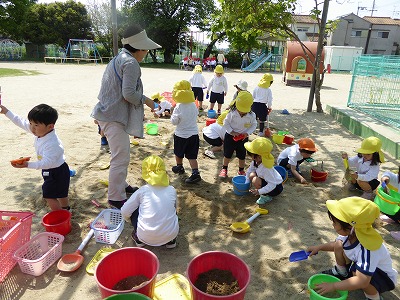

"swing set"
[44,39,102,64]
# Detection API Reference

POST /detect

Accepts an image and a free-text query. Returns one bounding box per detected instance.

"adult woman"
[92,24,160,209]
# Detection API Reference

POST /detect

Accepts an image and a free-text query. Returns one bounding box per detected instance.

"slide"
[242,53,273,72]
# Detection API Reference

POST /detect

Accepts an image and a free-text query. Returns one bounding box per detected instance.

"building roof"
[363,16,400,25]
[292,15,318,24]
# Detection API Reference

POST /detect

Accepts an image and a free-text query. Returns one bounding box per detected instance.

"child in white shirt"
[151,93,173,118]
[189,65,208,111]
[206,64,228,115]
[252,73,274,136]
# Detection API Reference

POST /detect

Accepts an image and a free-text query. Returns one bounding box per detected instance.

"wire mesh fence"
[347,55,400,129]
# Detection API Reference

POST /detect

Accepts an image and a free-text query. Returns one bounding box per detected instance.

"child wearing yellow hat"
[244,138,283,204]
[306,197,397,300]
[219,91,257,178]
[121,155,179,248]
[277,138,317,184]
[252,73,274,136]
[189,65,208,112]
[342,136,384,200]
[170,80,201,183]
[206,64,228,115]
[151,93,173,118]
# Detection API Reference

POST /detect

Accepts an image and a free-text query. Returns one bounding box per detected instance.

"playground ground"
[0,62,399,300]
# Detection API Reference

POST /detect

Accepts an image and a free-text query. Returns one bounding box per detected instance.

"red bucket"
[311,168,328,182]
[283,134,294,145]
[187,251,251,300]
[95,247,159,299]
[41,210,71,236]
[206,118,216,126]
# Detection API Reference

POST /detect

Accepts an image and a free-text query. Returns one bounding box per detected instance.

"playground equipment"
[45,39,102,63]
[0,39,22,61]
[178,31,205,68]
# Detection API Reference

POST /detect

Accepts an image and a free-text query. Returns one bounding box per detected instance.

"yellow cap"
[151,92,164,101]
[244,137,275,168]
[141,155,169,186]
[217,110,229,125]
[214,65,224,74]
[235,91,253,113]
[194,65,202,73]
[172,80,195,103]
[258,73,274,88]
[356,137,385,162]
[326,197,382,251]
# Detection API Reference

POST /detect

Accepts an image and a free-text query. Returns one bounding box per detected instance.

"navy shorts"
[192,87,204,102]
[260,179,283,197]
[210,91,224,104]
[279,158,305,169]
[174,134,199,159]
[42,162,70,198]
[349,265,395,293]
[251,102,269,122]
[203,133,223,147]
[223,133,247,160]
[354,179,380,191]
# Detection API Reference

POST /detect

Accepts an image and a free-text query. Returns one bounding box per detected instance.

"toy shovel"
[289,250,311,262]
[343,158,352,181]
[382,181,391,195]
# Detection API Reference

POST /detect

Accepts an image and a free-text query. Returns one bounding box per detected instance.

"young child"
[202,113,226,159]
[342,136,384,200]
[379,167,400,237]
[252,73,274,136]
[170,80,201,184]
[121,155,179,248]
[219,91,257,178]
[307,197,397,300]
[277,138,317,184]
[244,137,283,204]
[206,64,228,115]
[94,120,108,150]
[189,65,208,111]
[151,93,173,118]
[0,104,71,211]
[232,79,248,100]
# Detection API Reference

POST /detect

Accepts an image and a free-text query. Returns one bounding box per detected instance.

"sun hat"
[298,138,317,152]
[244,137,275,168]
[151,92,164,101]
[194,65,202,73]
[141,155,169,186]
[121,29,161,50]
[214,65,224,74]
[217,110,229,125]
[234,80,248,91]
[258,73,274,88]
[326,197,382,251]
[172,80,195,103]
[235,91,253,113]
[356,136,385,162]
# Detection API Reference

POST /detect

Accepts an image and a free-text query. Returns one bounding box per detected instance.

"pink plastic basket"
[0,211,34,282]
[13,232,64,276]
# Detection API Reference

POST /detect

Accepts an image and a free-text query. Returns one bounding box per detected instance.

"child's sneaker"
[185,173,201,184]
[101,136,108,146]
[204,149,216,159]
[219,168,228,178]
[217,109,221,115]
[321,266,350,280]
[258,132,265,137]
[237,170,246,175]
[165,238,176,249]
[256,195,272,204]
[172,165,185,174]
[131,231,145,247]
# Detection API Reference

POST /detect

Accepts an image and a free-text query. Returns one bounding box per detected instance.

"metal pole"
[111,0,118,56]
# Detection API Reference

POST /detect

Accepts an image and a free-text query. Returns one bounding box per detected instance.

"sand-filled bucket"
[272,134,285,144]
[207,110,217,118]
[374,187,400,216]
[311,168,328,182]
[187,251,251,300]
[41,210,71,236]
[308,274,348,300]
[283,135,294,145]
[146,123,158,135]
[232,175,250,196]
[206,118,216,126]
[104,293,152,300]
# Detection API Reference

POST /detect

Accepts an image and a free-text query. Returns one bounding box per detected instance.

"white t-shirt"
[382,171,399,192]
[252,86,273,108]
[171,102,199,138]
[245,162,283,194]
[348,155,380,182]
[223,110,257,136]
[121,184,179,246]
[189,73,208,88]
[202,122,225,140]
[208,76,228,94]
[277,144,303,166]
[155,100,173,116]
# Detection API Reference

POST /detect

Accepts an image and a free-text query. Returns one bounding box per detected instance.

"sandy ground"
[0,61,399,300]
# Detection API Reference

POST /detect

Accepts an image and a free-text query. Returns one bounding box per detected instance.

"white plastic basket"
[90,209,124,244]
[13,232,64,276]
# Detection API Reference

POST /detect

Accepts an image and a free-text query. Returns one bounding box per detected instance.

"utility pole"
[111,0,118,56]
[369,0,377,16]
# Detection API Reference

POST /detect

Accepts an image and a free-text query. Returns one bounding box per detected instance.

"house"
[291,15,319,42]
[328,13,400,55]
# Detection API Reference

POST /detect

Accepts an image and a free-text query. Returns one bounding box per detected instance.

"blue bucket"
[207,109,217,118]
[232,175,250,196]
[274,166,288,184]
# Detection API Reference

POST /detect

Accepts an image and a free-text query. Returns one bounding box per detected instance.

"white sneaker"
[204,149,216,159]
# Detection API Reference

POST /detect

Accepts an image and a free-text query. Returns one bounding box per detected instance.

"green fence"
[347,55,400,129]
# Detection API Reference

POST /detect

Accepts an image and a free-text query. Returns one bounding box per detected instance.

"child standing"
[0,104,71,211]
[151,93,173,118]
[277,138,317,184]
[307,197,397,300]
[342,136,384,200]
[121,155,179,248]
[244,138,283,204]
[219,91,257,178]
[170,80,201,184]
[189,65,208,112]
[252,73,274,136]
[206,64,228,115]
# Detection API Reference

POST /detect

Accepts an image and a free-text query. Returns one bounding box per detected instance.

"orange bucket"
[311,169,328,182]
[206,118,216,126]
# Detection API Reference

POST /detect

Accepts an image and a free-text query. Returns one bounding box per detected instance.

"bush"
[225,51,242,69]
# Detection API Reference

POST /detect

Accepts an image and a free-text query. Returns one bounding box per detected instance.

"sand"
[0,61,399,300]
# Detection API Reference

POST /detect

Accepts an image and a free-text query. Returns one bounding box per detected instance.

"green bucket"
[278,130,290,136]
[105,293,152,299]
[146,123,158,135]
[308,274,348,300]
[374,186,400,215]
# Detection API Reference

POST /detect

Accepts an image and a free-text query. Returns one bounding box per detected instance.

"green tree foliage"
[121,0,215,63]
[0,0,34,41]
[21,0,92,47]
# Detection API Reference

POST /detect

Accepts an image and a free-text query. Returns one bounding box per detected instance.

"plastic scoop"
[343,158,352,181]
[10,157,30,166]
[233,134,246,141]
[230,208,269,233]
[57,229,94,272]
[289,250,311,262]
[382,181,391,195]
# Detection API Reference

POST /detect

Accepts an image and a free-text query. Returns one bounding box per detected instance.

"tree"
[21,0,92,47]
[219,0,329,112]
[0,0,34,41]
[121,0,216,63]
